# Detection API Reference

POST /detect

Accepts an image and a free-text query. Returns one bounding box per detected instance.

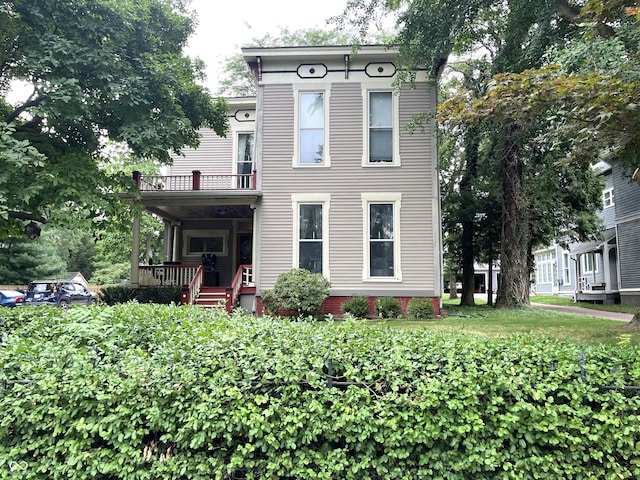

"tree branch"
[553,0,616,38]
[8,210,46,223]
[4,89,42,124]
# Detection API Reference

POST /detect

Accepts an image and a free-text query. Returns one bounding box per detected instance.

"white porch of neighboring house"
[127,170,260,313]
[571,229,620,304]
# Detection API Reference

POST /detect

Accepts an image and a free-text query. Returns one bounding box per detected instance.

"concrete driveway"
[531,302,635,322]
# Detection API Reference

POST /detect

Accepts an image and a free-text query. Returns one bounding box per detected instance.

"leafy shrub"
[98,285,181,305]
[407,297,434,320]
[375,296,401,318]
[99,284,134,305]
[341,295,369,318]
[273,268,330,318]
[135,286,181,305]
[2,305,640,479]
[260,289,280,315]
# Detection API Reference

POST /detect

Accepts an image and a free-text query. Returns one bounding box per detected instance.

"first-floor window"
[299,203,323,274]
[562,252,571,286]
[369,203,394,277]
[536,251,556,284]
[582,252,596,273]
[292,193,330,278]
[362,193,402,280]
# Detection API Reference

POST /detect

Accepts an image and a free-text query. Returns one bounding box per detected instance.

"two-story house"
[533,160,640,306]
[128,45,443,315]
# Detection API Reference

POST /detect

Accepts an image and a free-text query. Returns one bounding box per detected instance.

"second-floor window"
[237,132,254,188]
[602,188,614,208]
[364,89,400,166]
[298,92,326,165]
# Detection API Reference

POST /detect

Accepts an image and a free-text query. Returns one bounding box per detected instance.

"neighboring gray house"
[128,45,443,315]
[533,160,640,306]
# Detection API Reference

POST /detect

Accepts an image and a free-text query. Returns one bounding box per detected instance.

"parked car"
[0,289,24,307]
[25,280,98,307]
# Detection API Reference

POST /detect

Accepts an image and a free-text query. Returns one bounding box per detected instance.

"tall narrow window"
[582,252,596,273]
[369,92,393,163]
[369,203,394,277]
[563,252,571,286]
[299,204,323,274]
[299,92,324,164]
[237,132,254,188]
[602,188,614,208]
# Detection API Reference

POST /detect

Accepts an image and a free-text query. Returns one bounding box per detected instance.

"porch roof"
[130,190,261,222]
[571,228,616,255]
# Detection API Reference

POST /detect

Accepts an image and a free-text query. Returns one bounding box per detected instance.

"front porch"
[128,170,261,312]
[138,263,255,312]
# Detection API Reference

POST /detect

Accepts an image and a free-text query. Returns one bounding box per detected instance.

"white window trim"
[562,252,571,287]
[361,192,402,282]
[602,187,614,208]
[361,85,401,167]
[232,130,255,189]
[291,193,331,279]
[292,85,331,168]
[581,252,598,274]
[182,230,228,257]
[535,251,556,285]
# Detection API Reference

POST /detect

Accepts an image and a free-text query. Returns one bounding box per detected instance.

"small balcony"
[133,170,257,192]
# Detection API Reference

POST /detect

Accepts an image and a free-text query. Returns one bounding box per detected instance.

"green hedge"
[1,305,640,479]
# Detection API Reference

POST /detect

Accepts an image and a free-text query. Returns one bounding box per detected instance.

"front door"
[237,233,252,266]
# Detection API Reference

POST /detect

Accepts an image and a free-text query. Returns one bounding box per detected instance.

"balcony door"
[237,133,254,188]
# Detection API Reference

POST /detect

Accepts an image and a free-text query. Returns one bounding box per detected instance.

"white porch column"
[163,219,172,262]
[130,214,141,287]
[172,223,180,262]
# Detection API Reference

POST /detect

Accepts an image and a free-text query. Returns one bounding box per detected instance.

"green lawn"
[367,300,640,346]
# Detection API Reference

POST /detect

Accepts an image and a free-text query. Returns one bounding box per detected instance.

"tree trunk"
[448,271,458,300]
[496,128,530,308]
[459,126,480,307]
[628,308,640,327]
[460,220,476,306]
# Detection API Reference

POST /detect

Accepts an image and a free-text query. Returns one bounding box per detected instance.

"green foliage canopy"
[0,0,229,237]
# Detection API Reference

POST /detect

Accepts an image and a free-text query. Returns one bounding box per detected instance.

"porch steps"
[196,287,228,309]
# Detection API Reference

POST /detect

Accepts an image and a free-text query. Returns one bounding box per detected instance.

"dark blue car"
[25,280,98,307]
[0,289,24,308]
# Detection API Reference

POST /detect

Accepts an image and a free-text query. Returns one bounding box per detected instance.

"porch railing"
[133,170,256,192]
[139,264,200,287]
[579,277,606,291]
[181,265,204,306]
[230,265,253,310]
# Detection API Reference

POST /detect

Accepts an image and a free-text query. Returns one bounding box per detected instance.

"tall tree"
[0,236,66,284]
[339,0,609,307]
[0,0,228,238]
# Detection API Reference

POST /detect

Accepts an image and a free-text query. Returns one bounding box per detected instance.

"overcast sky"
[184,0,350,92]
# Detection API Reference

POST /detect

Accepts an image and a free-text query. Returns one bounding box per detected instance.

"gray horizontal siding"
[613,162,640,221]
[618,220,640,289]
[170,128,233,176]
[258,82,438,295]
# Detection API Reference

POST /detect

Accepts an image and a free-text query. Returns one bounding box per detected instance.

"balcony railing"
[133,170,256,192]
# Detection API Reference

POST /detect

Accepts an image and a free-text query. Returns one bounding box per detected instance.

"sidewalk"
[530,302,635,322]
